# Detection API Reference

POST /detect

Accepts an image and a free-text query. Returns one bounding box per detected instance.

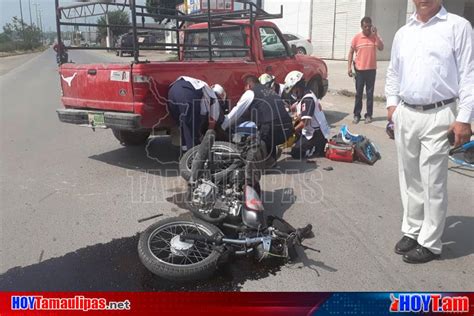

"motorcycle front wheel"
[138,216,223,281]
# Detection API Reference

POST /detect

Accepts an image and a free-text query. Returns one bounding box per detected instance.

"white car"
[283,33,313,55]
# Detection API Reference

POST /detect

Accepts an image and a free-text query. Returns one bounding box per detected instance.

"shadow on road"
[0,234,286,291]
[324,110,349,127]
[448,166,474,178]
[89,136,180,177]
[370,116,388,123]
[263,188,297,219]
[288,247,338,277]
[264,157,319,175]
[441,216,474,260]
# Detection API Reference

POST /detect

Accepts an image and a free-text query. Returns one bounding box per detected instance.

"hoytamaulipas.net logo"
[390,293,469,313]
[11,295,131,311]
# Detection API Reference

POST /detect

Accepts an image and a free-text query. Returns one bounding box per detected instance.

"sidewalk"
[323,59,389,99]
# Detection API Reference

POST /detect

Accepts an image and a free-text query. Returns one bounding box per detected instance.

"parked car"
[283,33,313,55]
[116,33,158,57]
[116,33,134,57]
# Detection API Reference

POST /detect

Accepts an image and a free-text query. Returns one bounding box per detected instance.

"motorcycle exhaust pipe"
[180,234,271,248]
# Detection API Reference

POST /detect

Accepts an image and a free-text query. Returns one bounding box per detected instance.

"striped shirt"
[351,32,382,71]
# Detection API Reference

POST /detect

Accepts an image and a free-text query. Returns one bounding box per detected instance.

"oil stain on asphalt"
[0,235,284,291]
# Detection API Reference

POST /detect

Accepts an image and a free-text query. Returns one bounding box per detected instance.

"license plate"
[88,112,106,128]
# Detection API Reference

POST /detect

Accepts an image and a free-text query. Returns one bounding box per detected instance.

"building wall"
[366,0,407,60]
[407,0,469,18]
[263,0,311,39]
[443,0,466,15]
[311,0,366,59]
[264,0,473,60]
[333,0,366,59]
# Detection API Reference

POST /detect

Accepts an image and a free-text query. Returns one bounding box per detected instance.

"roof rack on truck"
[54,0,283,63]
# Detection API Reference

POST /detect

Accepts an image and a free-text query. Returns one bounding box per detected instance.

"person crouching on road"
[283,71,331,159]
[211,84,229,115]
[259,73,285,98]
[221,76,294,167]
[168,76,225,152]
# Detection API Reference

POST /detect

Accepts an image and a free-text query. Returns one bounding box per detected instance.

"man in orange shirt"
[348,17,384,124]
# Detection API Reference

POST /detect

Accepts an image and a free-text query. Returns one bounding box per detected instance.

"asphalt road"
[0,49,472,291]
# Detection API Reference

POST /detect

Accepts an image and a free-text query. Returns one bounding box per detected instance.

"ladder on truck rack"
[54,0,283,64]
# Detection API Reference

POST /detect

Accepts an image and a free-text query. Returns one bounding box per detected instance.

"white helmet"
[283,70,304,94]
[211,84,226,100]
[258,73,275,88]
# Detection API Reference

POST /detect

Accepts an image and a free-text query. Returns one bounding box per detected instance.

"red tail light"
[245,186,264,211]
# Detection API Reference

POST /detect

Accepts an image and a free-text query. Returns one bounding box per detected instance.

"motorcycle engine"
[192,180,216,214]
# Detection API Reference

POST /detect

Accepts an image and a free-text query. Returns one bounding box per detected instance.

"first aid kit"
[325,135,354,163]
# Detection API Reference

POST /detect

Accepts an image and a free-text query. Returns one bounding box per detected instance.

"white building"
[263,0,474,60]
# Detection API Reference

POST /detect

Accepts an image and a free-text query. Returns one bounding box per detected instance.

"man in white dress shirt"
[386,0,473,263]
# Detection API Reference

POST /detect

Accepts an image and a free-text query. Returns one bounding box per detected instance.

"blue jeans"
[354,69,376,118]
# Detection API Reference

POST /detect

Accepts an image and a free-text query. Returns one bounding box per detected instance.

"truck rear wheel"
[112,129,150,146]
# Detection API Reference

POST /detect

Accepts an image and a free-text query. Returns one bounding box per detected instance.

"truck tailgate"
[59,63,134,112]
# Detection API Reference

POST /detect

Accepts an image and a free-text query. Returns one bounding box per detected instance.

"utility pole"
[33,2,39,28]
[19,0,26,40]
[39,8,44,44]
[28,0,33,26]
[106,12,112,50]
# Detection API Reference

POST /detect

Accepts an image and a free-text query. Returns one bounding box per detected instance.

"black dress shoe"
[403,245,440,264]
[394,236,418,255]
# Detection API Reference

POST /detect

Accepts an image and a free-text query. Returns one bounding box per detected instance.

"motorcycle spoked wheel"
[138,216,224,281]
[179,141,240,181]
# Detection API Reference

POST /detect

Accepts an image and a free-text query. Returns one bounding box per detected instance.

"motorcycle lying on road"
[138,127,313,281]
[178,122,268,182]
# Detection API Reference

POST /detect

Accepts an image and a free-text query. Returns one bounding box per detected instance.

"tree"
[2,16,42,50]
[146,0,183,24]
[97,10,131,40]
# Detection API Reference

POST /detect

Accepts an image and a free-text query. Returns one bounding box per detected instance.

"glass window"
[260,27,288,58]
[184,26,247,60]
[284,34,298,41]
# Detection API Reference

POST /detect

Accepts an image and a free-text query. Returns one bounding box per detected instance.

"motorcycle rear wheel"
[138,216,223,281]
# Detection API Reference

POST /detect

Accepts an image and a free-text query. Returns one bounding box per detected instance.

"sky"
[1,0,57,32]
[0,0,280,34]
[0,0,152,33]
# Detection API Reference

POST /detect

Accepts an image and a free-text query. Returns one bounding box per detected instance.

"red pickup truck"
[56,4,328,145]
